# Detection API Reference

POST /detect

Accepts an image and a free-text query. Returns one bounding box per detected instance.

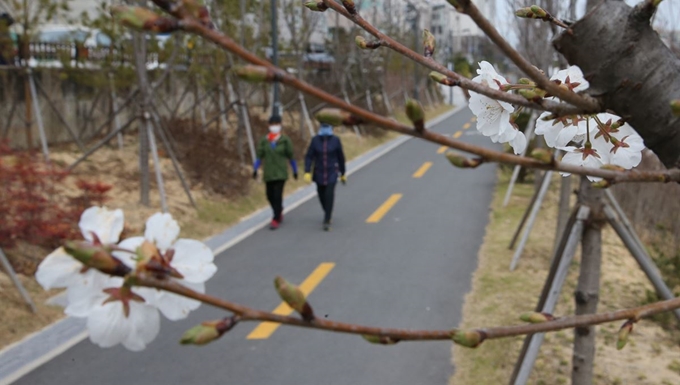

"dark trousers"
[316,183,336,223]
[266,180,286,221]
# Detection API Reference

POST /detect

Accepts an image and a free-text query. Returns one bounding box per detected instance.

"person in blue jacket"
[303,123,346,231]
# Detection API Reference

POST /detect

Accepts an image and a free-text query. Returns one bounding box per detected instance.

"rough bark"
[572,177,605,385]
[554,0,680,168]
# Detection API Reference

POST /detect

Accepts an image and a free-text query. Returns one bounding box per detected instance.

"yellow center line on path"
[366,194,403,223]
[437,145,448,154]
[453,131,463,139]
[247,262,335,340]
[463,122,471,130]
[412,162,433,178]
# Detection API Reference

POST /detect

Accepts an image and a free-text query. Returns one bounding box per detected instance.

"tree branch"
[179,18,680,184]
[319,0,588,116]
[457,0,601,112]
[134,273,680,346]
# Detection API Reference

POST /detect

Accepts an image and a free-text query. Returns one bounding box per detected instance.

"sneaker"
[279,213,284,223]
[323,222,331,232]
[269,219,280,230]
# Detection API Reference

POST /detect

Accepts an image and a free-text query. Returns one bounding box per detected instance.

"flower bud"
[517,78,535,85]
[591,179,611,189]
[232,65,280,83]
[405,99,425,132]
[274,276,315,321]
[315,108,364,126]
[111,6,179,33]
[180,316,239,346]
[529,5,548,18]
[355,36,380,50]
[429,71,457,87]
[519,312,555,323]
[600,164,625,172]
[63,241,131,277]
[342,0,356,14]
[616,319,634,350]
[452,329,486,348]
[135,240,184,279]
[304,1,328,12]
[362,334,400,345]
[423,29,436,58]
[445,151,483,169]
[514,7,533,18]
[518,88,547,102]
[671,99,680,117]
[529,148,552,164]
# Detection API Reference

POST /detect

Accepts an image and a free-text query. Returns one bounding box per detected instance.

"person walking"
[304,123,346,231]
[253,115,298,230]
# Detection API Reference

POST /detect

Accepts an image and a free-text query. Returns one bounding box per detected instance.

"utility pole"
[270,0,281,118]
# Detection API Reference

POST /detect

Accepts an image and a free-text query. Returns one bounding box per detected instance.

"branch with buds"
[133,266,680,349]
[116,0,676,185]
[515,5,571,31]
[317,0,589,116]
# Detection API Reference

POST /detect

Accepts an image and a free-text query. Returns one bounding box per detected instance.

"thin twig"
[320,0,590,117]
[458,0,600,112]
[134,274,680,344]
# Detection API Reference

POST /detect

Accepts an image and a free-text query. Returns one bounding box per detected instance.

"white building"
[429,0,495,61]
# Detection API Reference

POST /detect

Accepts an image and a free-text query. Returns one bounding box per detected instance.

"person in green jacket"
[253,115,298,230]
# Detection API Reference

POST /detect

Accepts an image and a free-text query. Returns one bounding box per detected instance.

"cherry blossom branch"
[134,273,680,346]
[319,0,588,117]
[140,1,680,184]
[179,22,676,183]
[453,0,601,112]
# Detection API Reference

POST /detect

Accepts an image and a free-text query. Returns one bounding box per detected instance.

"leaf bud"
[274,276,315,321]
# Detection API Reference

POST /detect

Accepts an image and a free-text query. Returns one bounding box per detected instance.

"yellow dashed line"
[412,162,433,178]
[366,194,403,223]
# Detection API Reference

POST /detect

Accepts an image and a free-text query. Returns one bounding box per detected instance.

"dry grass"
[0,104,452,350]
[450,171,680,385]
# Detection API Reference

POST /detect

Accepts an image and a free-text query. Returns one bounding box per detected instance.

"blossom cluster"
[36,207,217,351]
[468,62,645,181]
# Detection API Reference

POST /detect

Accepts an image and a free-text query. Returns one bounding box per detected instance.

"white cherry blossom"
[535,112,587,148]
[469,61,526,153]
[560,145,607,181]
[114,213,217,321]
[550,66,589,93]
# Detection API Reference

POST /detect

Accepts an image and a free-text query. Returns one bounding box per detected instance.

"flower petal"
[509,131,527,155]
[170,239,217,283]
[65,272,122,317]
[87,296,160,351]
[79,207,124,244]
[144,213,180,252]
[122,301,160,351]
[35,247,84,290]
[87,301,130,349]
[151,281,204,321]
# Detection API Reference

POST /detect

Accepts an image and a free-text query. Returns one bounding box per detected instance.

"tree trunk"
[572,176,605,385]
[554,0,680,168]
